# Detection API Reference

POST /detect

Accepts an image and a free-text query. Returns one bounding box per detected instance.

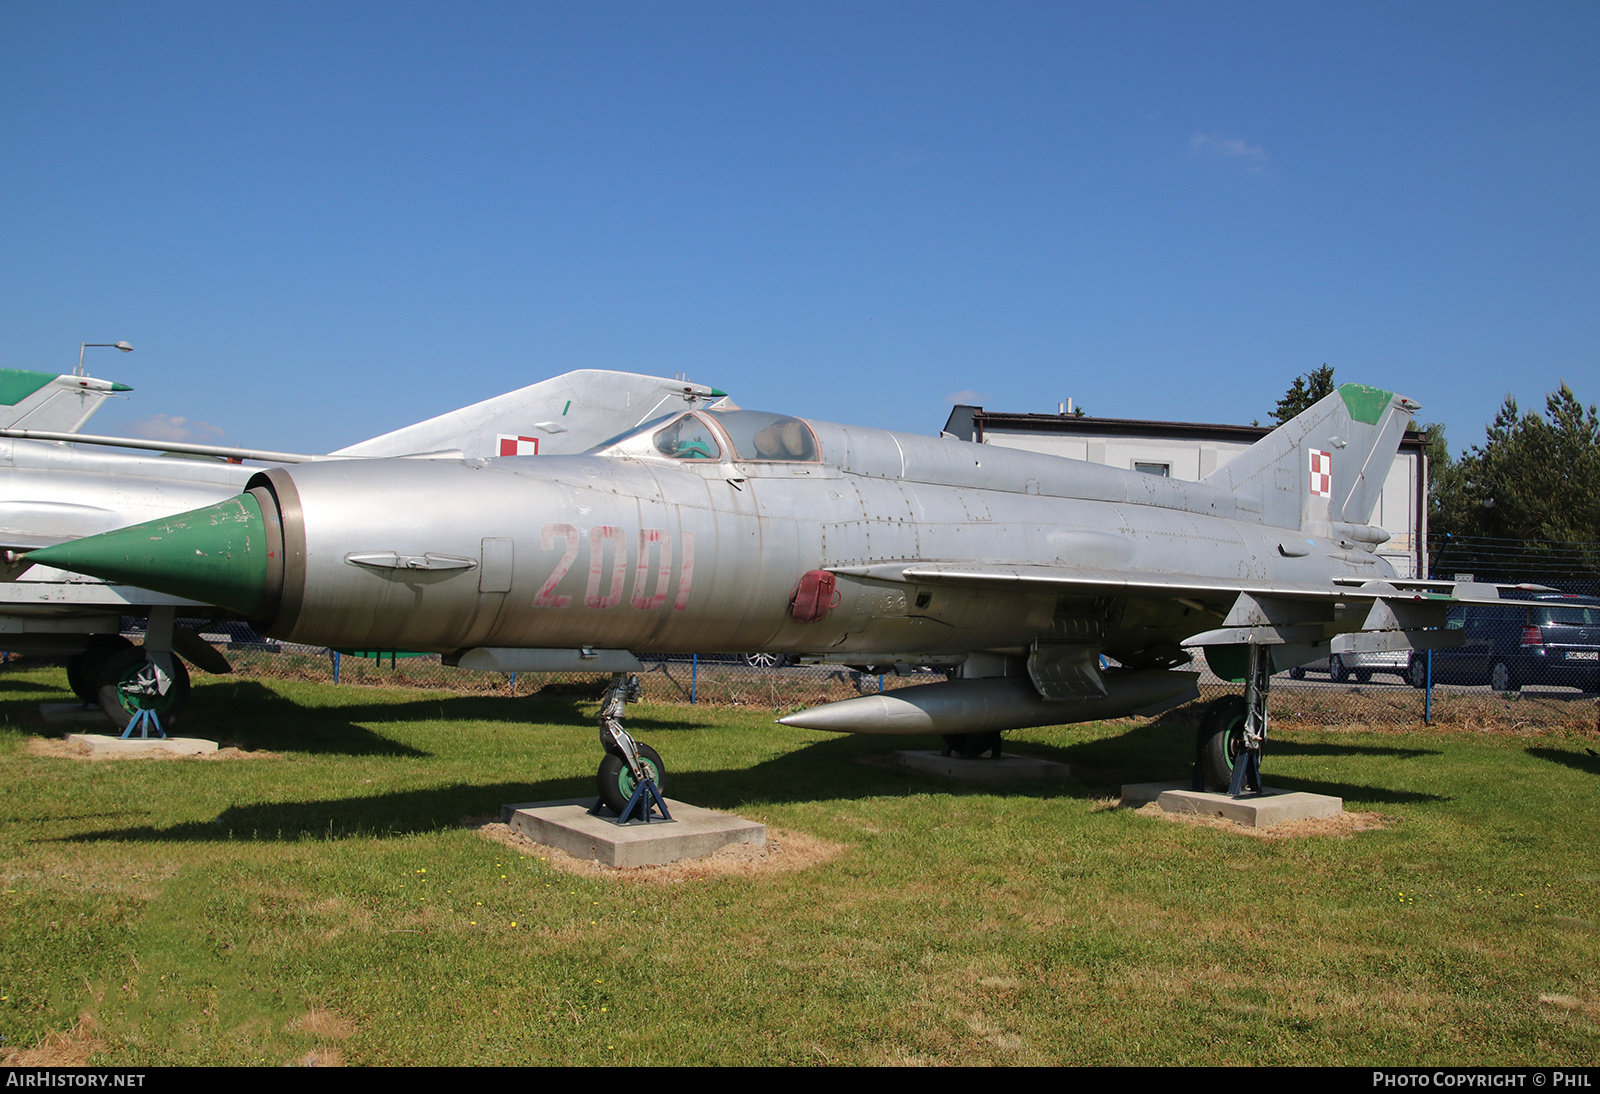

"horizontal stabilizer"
[0,369,130,434]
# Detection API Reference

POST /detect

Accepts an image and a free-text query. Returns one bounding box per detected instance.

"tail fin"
[0,369,129,433]
[1203,383,1417,532]
[331,370,728,459]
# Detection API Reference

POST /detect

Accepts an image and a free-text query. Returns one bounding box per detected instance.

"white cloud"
[946,389,986,405]
[125,414,226,443]
[1189,132,1268,171]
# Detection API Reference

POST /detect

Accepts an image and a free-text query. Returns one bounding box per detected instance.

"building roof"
[942,405,1425,450]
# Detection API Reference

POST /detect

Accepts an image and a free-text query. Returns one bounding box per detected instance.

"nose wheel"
[98,646,191,732]
[590,673,672,824]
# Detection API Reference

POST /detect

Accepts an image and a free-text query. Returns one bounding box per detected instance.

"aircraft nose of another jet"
[27,494,269,616]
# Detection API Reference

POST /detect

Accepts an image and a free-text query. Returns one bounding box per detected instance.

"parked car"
[1287,644,1410,684]
[1410,591,1600,692]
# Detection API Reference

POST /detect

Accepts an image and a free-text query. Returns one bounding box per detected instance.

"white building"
[942,405,1429,579]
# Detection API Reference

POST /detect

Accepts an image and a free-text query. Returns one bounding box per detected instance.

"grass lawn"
[1,664,1597,1066]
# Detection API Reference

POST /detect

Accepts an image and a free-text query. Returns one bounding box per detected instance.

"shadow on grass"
[178,680,435,758]
[66,780,580,843]
[1526,746,1600,777]
[63,716,1448,845]
[190,680,712,741]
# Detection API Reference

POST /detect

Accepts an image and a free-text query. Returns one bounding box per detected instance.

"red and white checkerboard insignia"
[497,434,540,457]
[1308,449,1332,498]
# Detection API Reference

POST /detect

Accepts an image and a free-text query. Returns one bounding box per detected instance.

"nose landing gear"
[590,673,672,824]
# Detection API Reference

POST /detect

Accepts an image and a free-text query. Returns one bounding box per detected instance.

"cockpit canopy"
[590,409,821,463]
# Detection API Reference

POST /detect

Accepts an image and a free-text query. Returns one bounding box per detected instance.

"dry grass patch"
[3,854,178,901]
[2,1012,103,1067]
[26,737,280,761]
[472,818,846,883]
[1538,994,1599,1016]
[287,1007,357,1040]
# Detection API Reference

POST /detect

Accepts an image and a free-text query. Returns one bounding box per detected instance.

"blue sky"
[2,2,1595,457]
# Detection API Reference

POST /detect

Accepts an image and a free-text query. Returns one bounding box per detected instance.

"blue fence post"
[1424,649,1433,724]
[332,650,340,684]
[691,653,698,704]
[509,672,516,695]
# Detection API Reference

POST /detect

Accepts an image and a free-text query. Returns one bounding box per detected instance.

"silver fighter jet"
[30,380,1482,798]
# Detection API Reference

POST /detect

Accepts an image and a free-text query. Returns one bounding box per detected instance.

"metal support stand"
[113,611,179,735]
[610,775,673,825]
[121,707,166,740]
[590,672,672,824]
[1227,644,1270,797]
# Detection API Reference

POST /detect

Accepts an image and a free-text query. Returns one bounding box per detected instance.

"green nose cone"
[28,494,268,615]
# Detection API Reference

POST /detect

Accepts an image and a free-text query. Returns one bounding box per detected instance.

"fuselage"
[248,409,1394,659]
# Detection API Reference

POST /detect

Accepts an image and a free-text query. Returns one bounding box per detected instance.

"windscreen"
[709,410,819,461]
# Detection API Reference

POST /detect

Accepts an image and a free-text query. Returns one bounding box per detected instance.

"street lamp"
[76,341,133,377]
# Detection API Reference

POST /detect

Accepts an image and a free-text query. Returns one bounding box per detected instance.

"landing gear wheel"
[1354,670,1373,684]
[596,743,665,815]
[1407,656,1428,689]
[1288,666,1306,680]
[1196,695,1247,792]
[67,635,133,703]
[1329,654,1350,684]
[1490,660,1519,693]
[97,647,191,729]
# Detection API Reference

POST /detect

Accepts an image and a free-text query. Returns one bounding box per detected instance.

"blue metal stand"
[598,776,673,825]
[1226,743,1262,796]
[120,707,166,740]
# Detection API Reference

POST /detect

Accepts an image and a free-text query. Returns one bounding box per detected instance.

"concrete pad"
[1120,780,1196,806]
[893,750,1071,783]
[1120,781,1343,828]
[502,797,766,869]
[63,733,219,756]
[40,702,111,725]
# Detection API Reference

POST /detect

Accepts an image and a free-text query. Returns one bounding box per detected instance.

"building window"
[1134,462,1170,477]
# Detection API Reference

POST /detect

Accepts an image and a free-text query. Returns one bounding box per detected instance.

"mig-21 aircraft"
[28,378,1483,802]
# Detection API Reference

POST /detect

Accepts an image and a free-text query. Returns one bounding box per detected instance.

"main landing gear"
[591,673,672,824]
[1195,644,1270,797]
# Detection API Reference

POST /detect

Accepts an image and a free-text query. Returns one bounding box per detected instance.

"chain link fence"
[207,639,1597,733]
[224,644,944,710]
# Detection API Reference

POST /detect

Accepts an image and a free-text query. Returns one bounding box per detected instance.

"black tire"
[97,646,191,729]
[1195,695,1247,792]
[1407,656,1429,689]
[596,743,666,815]
[67,634,133,704]
[1288,666,1306,680]
[1329,654,1349,684]
[1354,670,1373,684]
[1490,660,1519,693]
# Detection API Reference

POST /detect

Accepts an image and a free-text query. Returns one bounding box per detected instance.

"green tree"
[1272,364,1336,424]
[1428,382,1600,582]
